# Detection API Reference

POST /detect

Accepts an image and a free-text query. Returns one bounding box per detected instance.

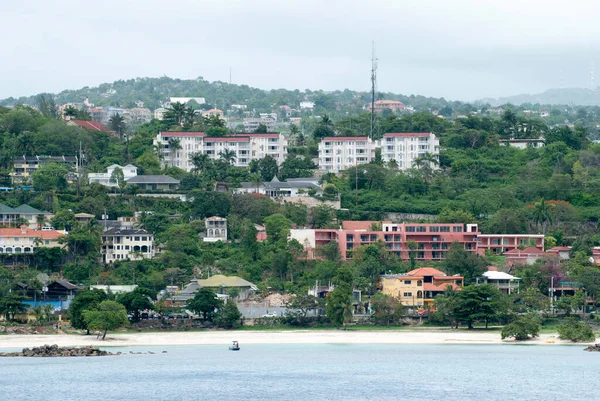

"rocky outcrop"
[0,344,114,357]
[584,344,600,352]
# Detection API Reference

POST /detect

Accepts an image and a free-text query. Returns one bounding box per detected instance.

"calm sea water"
[0,344,598,401]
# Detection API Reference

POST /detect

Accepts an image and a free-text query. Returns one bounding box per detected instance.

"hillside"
[479,87,600,107]
[0,76,461,114]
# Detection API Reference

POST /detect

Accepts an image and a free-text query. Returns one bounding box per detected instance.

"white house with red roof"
[153,131,288,171]
[0,225,66,255]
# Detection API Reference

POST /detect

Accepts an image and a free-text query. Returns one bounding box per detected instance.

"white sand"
[1,330,593,349]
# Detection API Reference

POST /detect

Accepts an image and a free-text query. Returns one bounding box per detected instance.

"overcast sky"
[3,0,600,101]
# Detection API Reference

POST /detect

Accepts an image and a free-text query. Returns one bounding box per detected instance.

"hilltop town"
[0,79,598,343]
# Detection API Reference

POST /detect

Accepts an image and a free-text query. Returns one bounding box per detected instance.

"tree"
[255,123,268,133]
[313,115,335,140]
[109,113,126,140]
[163,102,187,126]
[371,293,403,327]
[109,167,126,192]
[444,242,487,285]
[118,287,156,322]
[558,318,596,342]
[326,267,354,327]
[501,314,541,341]
[167,138,182,167]
[32,163,70,191]
[452,284,504,329]
[63,106,78,120]
[264,214,292,244]
[256,156,278,181]
[0,291,27,321]
[68,289,108,334]
[36,93,58,119]
[83,300,130,340]
[190,152,211,175]
[406,240,418,269]
[214,301,242,329]
[187,288,223,320]
[284,295,322,326]
[530,198,554,236]
[219,149,237,165]
[436,208,475,224]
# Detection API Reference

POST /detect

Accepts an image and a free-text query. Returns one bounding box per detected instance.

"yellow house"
[380,268,463,308]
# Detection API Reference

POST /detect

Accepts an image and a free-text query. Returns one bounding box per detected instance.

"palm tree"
[167,138,182,168]
[109,113,126,140]
[219,149,236,165]
[182,106,197,129]
[164,102,187,126]
[387,159,398,170]
[63,106,78,120]
[204,115,226,128]
[531,198,554,237]
[249,172,263,193]
[36,214,46,230]
[191,152,211,175]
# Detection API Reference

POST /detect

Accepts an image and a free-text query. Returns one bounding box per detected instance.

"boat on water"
[229,341,240,351]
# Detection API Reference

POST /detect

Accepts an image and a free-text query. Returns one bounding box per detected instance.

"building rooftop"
[127,175,180,184]
[160,131,206,137]
[102,228,152,236]
[13,204,50,215]
[0,227,64,239]
[322,137,369,141]
[483,271,520,280]
[69,120,112,132]
[384,132,431,137]
[195,275,258,290]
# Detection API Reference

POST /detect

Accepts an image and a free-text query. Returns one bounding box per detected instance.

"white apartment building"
[381,132,439,169]
[154,132,288,171]
[318,137,378,173]
[101,228,155,264]
[243,117,277,133]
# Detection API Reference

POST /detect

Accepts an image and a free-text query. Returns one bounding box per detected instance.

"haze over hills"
[478,87,600,107]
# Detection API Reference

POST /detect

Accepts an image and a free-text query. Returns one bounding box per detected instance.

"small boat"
[229,341,240,351]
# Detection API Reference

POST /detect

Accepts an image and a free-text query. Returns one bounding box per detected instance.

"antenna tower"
[370,41,378,139]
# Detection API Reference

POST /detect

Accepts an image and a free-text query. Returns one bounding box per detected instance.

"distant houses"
[126,175,180,191]
[88,164,138,187]
[11,156,79,184]
[0,203,52,229]
[101,228,155,263]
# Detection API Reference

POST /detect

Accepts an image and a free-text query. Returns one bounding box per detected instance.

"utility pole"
[370,41,378,140]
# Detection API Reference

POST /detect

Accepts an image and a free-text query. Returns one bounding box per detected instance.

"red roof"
[504,247,544,256]
[204,137,250,142]
[407,267,447,277]
[322,137,369,141]
[384,132,431,137]
[160,131,206,137]
[239,133,280,138]
[547,246,571,252]
[0,227,64,239]
[69,120,111,132]
[424,283,461,292]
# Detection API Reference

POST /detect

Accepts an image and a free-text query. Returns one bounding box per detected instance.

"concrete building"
[126,175,180,191]
[101,228,155,263]
[369,100,406,113]
[168,97,206,105]
[300,101,315,110]
[499,137,545,149]
[243,116,277,133]
[154,108,167,120]
[204,216,227,242]
[481,267,520,294]
[235,177,321,198]
[176,275,258,301]
[0,203,52,229]
[381,132,440,170]
[123,108,152,124]
[318,137,378,173]
[88,164,138,187]
[477,234,545,255]
[11,156,79,184]
[380,267,463,308]
[293,221,480,261]
[0,226,65,255]
[153,131,288,171]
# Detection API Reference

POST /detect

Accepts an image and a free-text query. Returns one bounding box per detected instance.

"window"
[416,226,426,232]
[440,226,450,232]
[453,226,463,232]
[417,280,422,286]
[442,243,449,250]
[404,280,412,285]
[360,235,368,242]
[406,226,416,232]
[429,226,439,232]
[384,235,392,242]
[135,237,140,241]
[403,292,413,297]
[394,235,401,241]
[370,234,377,241]
[142,237,147,241]
[346,234,354,242]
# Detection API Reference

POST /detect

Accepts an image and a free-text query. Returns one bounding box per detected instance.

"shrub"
[557,318,596,342]
[501,314,541,341]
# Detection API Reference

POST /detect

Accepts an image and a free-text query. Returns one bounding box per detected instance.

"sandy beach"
[1,330,595,349]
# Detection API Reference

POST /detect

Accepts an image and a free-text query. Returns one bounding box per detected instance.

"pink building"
[477,234,544,255]
[310,221,480,261]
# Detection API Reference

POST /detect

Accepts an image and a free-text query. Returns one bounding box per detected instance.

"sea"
[0,344,598,401]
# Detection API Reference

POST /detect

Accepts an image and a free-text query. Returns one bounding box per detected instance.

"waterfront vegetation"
[1,84,600,340]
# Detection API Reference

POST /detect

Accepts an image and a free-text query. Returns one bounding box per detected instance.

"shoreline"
[1,330,596,349]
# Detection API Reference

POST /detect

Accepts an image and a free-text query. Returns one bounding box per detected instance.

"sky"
[3,0,600,101]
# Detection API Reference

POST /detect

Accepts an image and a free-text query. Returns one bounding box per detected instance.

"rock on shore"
[0,344,113,357]
[584,344,600,352]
